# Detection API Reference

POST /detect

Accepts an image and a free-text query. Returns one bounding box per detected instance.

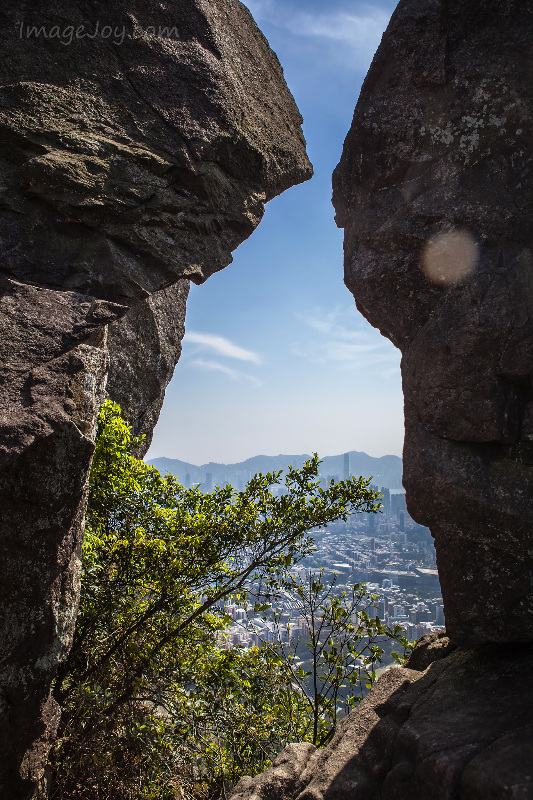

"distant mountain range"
[148,451,404,492]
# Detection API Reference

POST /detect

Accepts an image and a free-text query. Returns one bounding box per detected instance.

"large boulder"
[0,1,311,795]
[332,0,533,645]
[230,636,533,800]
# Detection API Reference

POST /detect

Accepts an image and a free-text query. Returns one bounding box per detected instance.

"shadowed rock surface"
[333,0,533,645]
[0,1,311,795]
[229,635,533,800]
[106,279,190,455]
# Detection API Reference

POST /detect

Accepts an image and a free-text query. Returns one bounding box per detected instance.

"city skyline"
[149,449,405,492]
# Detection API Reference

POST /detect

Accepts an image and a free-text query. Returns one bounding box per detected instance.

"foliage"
[50,401,385,799]
[248,571,411,746]
[170,646,311,798]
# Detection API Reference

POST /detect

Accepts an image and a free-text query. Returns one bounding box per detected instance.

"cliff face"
[106,281,191,455]
[0,2,312,795]
[333,0,533,646]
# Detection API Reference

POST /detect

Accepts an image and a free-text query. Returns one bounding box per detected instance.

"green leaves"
[51,401,392,799]
[245,568,412,748]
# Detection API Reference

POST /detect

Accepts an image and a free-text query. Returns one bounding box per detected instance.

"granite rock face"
[106,280,190,456]
[333,0,533,645]
[0,0,311,301]
[229,637,533,800]
[0,2,311,795]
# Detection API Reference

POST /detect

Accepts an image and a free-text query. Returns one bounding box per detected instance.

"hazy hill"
[148,451,404,492]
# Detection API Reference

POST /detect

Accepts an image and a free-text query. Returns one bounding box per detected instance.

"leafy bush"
[50,401,406,799]
[249,571,410,747]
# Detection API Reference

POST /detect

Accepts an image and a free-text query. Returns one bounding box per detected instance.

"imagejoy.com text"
[17,21,180,46]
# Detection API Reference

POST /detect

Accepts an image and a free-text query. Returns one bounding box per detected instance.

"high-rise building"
[343,452,350,479]
[391,492,407,517]
[185,472,191,488]
[380,487,391,514]
[205,472,213,491]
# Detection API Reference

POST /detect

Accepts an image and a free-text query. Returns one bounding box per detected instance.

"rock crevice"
[227,2,533,798]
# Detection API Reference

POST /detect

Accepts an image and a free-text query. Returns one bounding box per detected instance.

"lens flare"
[421,229,478,285]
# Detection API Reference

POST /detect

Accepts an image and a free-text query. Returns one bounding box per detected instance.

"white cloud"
[324,341,383,361]
[184,332,261,364]
[293,307,399,370]
[242,1,390,62]
[191,359,263,389]
[379,366,401,379]
[286,10,390,48]
[298,310,368,340]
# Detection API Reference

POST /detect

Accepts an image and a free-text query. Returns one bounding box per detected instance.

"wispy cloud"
[184,332,261,364]
[379,366,401,379]
[243,1,390,62]
[285,10,390,48]
[192,358,263,388]
[293,307,400,371]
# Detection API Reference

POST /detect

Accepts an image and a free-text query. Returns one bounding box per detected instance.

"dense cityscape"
[218,454,444,655]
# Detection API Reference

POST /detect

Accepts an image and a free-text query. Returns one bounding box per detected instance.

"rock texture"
[333,0,533,645]
[106,280,190,455]
[230,636,533,800]
[0,1,311,795]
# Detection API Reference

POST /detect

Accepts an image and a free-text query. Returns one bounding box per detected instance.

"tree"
[246,571,410,747]
[50,401,383,798]
[169,645,311,799]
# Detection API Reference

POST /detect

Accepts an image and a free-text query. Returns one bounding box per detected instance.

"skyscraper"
[343,452,350,480]
[380,487,391,514]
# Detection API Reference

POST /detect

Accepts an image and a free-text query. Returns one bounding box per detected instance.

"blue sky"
[146,0,403,465]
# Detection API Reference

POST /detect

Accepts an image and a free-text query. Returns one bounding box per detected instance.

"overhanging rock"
[0,2,312,795]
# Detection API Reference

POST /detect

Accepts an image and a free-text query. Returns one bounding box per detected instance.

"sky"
[146,0,403,465]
